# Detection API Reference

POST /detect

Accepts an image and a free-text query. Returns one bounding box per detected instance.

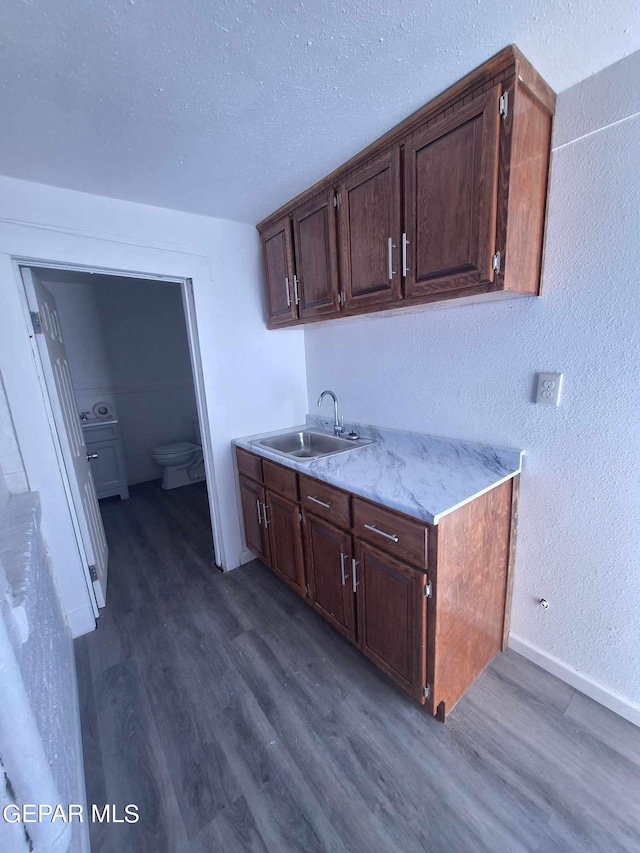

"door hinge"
[333,193,341,208]
[424,581,432,598]
[304,583,310,596]
[492,251,501,274]
[299,511,305,523]
[88,564,98,582]
[499,91,508,120]
[338,292,345,307]
[30,311,43,334]
[423,685,431,699]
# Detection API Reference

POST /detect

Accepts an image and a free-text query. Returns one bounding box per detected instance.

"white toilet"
[152,417,206,490]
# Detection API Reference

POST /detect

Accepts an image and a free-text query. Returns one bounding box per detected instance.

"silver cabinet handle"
[402,232,410,277]
[87,453,99,460]
[293,275,300,305]
[351,558,360,593]
[308,496,331,509]
[387,237,396,280]
[262,502,270,526]
[364,523,399,543]
[285,277,291,307]
[256,499,263,525]
[340,552,347,586]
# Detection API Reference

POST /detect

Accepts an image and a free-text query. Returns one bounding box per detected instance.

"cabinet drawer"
[236,447,263,483]
[300,475,351,529]
[353,498,428,568]
[263,459,299,502]
[83,423,118,443]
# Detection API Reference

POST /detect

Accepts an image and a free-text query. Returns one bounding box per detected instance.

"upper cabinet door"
[338,147,402,310]
[404,86,502,298]
[292,191,340,318]
[261,217,297,326]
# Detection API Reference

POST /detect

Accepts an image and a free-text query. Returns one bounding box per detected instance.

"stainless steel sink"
[255,430,374,460]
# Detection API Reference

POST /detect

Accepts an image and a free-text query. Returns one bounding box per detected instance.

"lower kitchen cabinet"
[236,447,516,722]
[303,514,356,643]
[265,489,305,596]
[354,540,427,703]
[238,475,271,565]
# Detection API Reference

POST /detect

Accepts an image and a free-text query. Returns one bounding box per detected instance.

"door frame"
[12,258,224,616]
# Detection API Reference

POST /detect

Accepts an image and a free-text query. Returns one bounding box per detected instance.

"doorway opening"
[19,263,219,616]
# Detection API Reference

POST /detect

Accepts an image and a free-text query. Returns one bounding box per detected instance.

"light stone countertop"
[233,415,523,525]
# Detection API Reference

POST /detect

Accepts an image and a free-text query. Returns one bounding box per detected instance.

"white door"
[21,267,109,607]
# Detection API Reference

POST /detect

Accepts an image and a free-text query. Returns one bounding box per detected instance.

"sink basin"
[255,430,374,460]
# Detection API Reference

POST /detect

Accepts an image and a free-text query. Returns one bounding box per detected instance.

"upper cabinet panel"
[404,87,501,297]
[258,46,555,328]
[261,217,297,326]
[338,147,402,310]
[292,191,340,319]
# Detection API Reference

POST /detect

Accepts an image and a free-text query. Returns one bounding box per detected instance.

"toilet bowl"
[152,440,205,490]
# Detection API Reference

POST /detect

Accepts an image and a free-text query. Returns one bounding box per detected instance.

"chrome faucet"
[317,389,344,436]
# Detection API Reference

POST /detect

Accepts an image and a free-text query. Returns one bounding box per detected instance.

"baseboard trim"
[238,549,257,566]
[509,634,640,727]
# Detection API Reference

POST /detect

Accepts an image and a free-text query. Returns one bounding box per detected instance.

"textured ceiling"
[1,0,638,224]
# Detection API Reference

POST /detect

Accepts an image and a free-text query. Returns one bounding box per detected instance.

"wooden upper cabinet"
[404,86,501,298]
[292,190,340,318]
[338,147,402,309]
[355,539,427,703]
[261,217,297,326]
[258,47,555,327]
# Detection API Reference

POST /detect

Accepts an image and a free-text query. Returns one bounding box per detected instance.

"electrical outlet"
[536,373,563,406]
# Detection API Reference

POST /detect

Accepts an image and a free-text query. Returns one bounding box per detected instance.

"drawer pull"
[256,499,263,525]
[340,552,348,586]
[308,496,331,509]
[262,502,270,527]
[364,523,399,543]
[351,558,359,593]
[87,453,99,460]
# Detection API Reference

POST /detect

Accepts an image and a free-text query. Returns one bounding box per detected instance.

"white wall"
[304,52,640,712]
[0,176,308,635]
[46,274,198,484]
[0,372,29,495]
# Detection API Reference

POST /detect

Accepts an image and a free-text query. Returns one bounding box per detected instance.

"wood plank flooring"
[75,481,640,853]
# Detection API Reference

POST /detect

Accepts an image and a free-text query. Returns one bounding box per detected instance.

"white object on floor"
[152,416,206,490]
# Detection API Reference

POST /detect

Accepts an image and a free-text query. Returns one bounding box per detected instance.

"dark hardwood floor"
[75,481,640,852]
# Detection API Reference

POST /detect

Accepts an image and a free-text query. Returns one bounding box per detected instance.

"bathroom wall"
[45,273,198,484]
[304,51,640,717]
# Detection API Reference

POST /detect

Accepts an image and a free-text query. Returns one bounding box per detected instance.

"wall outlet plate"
[536,372,563,406]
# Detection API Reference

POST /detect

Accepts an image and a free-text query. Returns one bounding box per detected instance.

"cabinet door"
[239,476,271,565]
[292,190,340,318]
[338,147,402,310]
[87,439,123,497]
[404,86,501,298]
[354,540,427,702]
[303,514,355,643]
[265,490,305,597]
[261,217,297,326]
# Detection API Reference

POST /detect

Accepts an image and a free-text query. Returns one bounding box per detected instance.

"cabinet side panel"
[503,86,553,295]
[433,479,512,716]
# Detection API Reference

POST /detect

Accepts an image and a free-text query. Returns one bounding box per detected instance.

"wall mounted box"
[257,45,555,328]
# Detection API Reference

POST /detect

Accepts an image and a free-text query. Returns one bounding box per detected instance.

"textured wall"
[304,52,640,705]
